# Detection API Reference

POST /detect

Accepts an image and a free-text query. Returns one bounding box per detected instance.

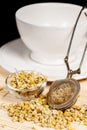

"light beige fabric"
[0,66,10,87]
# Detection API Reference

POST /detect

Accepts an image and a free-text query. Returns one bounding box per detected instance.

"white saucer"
[0,39,87,81]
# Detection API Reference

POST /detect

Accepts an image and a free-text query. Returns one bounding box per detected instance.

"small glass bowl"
[5,70,47,100]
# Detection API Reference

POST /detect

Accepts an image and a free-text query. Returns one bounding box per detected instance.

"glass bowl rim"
[5,70,47,92]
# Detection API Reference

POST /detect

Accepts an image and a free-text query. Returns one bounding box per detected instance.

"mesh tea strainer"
[47,6,87,110]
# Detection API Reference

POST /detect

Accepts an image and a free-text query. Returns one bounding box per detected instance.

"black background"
[0,0,87,47]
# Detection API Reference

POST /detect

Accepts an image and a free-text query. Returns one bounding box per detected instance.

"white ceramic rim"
[15,2,86,28]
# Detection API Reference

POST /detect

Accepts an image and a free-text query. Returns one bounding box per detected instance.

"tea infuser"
[47,6,87,110]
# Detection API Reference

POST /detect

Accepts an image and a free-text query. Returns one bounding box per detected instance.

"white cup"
[15,3,87,65]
